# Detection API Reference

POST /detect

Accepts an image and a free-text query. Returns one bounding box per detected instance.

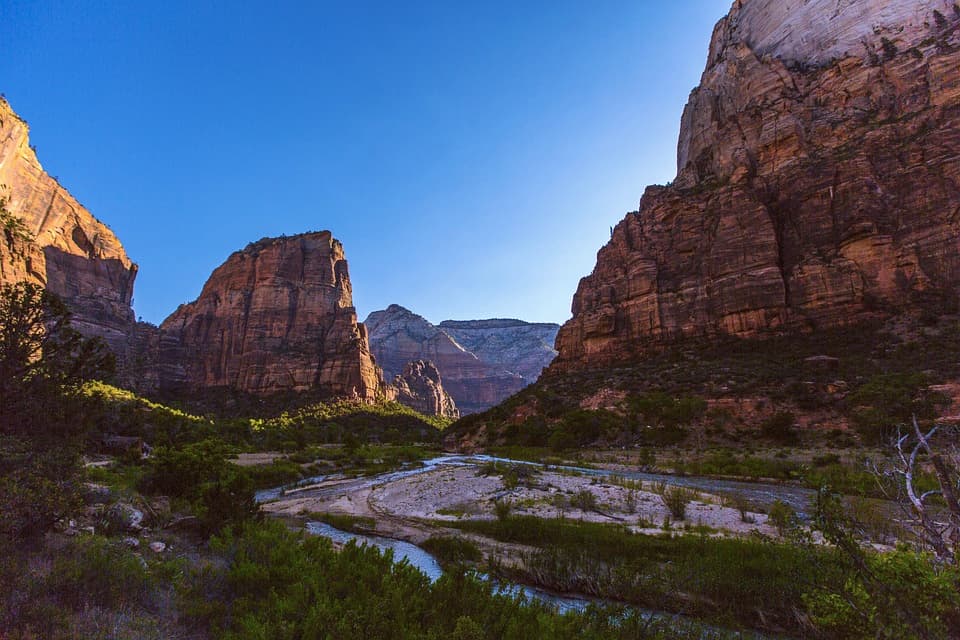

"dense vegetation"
[450,316,960,450]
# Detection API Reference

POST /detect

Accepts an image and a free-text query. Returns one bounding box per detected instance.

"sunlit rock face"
[390,360,460,418]
[155,233,382,399]
[0,98,137,355]
[366,305,559,414]
[554,0,960,371]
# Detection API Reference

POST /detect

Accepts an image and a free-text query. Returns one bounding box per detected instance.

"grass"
[449,516,846,633]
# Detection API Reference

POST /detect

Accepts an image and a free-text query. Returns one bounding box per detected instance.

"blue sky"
[1,1,728,326]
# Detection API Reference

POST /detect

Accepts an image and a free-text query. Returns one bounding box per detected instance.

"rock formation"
[554,0,960,371]
[365,305,559,413]
[439,319,560,383]
[390,360,459,418]
[0,98,137,354]
[154,233,381,399]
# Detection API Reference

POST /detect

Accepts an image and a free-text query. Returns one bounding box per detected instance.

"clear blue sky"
[1,1,728,326]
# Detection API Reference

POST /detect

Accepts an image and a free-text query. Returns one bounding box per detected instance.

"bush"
[421,537,482,564]
[768,500,796,536]
[849,373,947,442]
[139,439,260,535]
[760,411,797,443]
[571,489,598,512]
[0,284,112,542]
[659,485,695,520]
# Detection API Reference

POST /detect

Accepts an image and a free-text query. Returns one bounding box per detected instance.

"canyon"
[365,304,559,414]
[146,233,382,401]
[0,99,548,415]
[0,98,137,357]
[553,0,960,372]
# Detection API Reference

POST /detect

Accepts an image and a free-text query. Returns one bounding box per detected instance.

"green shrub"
[571,489,598,512]
[658,485,695,520]
[849,373,947,442]
[421,537,482,564]
[760,411,797,443]
[767,500,796,536]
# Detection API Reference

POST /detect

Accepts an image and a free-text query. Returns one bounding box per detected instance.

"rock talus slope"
[389,360,459,418]
[0,98,137,353]
[155,233,381,399]
[554,0,960,371]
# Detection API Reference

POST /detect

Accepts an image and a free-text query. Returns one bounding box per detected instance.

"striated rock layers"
[439,319,560,383]
[554,0,960,371]
[0,98,137,354]
[154,233,381,400]
[365,305,559,414]
[390,360,459,418]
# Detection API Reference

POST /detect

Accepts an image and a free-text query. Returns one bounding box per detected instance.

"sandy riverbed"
[262,463,779,538]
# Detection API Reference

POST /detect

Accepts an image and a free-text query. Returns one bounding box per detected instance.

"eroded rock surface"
[390,360,459,418]
[554,0,960,371]
[366,305,559,414]
[0,98,137,354]
[154,233,381,399]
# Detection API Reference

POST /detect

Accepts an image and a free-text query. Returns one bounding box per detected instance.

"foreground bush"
[182,520,743,640]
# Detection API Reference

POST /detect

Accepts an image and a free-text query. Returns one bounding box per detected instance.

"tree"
[869,416,960,565]
[0,282,114,434]
[0,283,114,540]
[803,416,960,638]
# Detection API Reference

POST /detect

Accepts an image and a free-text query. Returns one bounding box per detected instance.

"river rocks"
[81,483,115,505]
[390,360,459,418]
[553,0,960,372]
[0,98,137,356]
[152,233,381,399]
[366,305,559,414]
[102,502,144,534]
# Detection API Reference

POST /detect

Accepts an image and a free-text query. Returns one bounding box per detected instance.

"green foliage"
[421,536,483,565]
[139,439,260,534]
[809,490,960,638]
[759,411,797,443]
[571,489,598,512]
[0,436,82,540]
[674,449,802,481]
[317,513,377,533]
[0,284,113,541]
[767,500,796,536]
[657,485,694,520]
[0,536,158,639]
[494,500,513,521]
[0,197,32,242]
[804,549,960,639]
[627,392,707,427]
[848,372,947,442]
[183,519,728,640]
[451,516,845,632]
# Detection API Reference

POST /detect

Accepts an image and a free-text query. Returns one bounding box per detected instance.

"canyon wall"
[554,0,960,371]
[0,98,137,354]
[154,233,382,400]
[366,305,559,414]
[390,360,459,418]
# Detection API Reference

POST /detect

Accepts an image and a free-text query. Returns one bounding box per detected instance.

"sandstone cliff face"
[365,305,559,414]
[390,360,459,418]
[155,233,381,399]
[554,0,960,371]
[0,98,137,354]
[438,319,559,382]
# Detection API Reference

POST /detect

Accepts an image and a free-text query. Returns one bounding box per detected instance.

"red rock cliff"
[0,98,137,353]
[156,233,381,399]
[554,0,960,371]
